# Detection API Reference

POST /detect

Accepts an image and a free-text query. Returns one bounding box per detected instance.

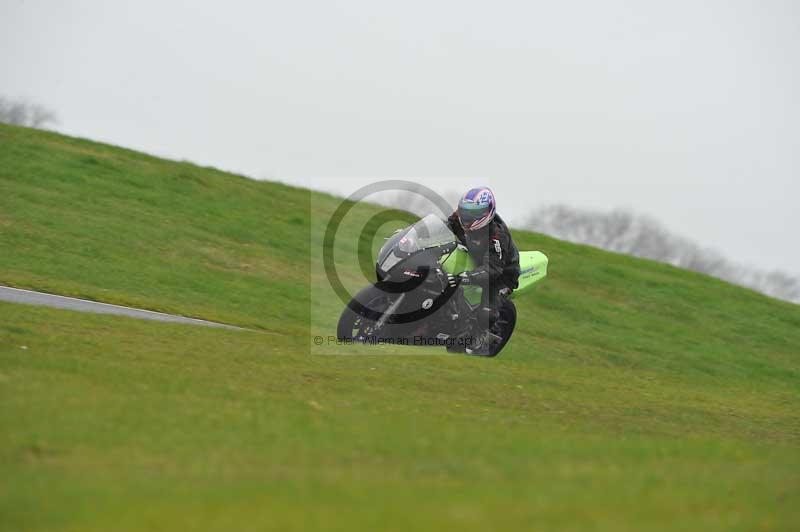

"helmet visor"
[458,204,491,229]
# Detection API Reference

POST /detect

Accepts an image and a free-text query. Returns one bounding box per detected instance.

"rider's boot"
[465,330,502,356]
[465,306,502,355]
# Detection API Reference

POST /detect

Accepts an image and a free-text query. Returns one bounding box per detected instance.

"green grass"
[1,123,799,531]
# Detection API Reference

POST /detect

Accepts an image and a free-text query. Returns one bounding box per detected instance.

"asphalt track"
[0,285,242,329]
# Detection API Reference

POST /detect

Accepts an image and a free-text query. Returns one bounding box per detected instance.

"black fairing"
[377,247,439,284]
[366,247,461,326]
[366,216,462,328]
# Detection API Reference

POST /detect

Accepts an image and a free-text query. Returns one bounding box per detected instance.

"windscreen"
[377,214,457,272]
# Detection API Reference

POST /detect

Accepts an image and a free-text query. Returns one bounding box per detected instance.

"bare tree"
[0,96,58,128]
[28,103,58,128]
[524,204,800,304]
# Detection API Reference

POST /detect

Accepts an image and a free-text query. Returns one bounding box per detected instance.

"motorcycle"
[337,214,548,356]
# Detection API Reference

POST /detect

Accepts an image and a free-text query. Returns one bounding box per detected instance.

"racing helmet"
[457,187,496,231]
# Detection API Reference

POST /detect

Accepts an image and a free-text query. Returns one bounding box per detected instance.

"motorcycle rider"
[445,187,520,354]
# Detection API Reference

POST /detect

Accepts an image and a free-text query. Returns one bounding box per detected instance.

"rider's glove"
[447,272,471,288]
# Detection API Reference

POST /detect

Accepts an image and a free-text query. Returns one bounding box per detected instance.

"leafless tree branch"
[524,204,799,304]
[0,96,58,128]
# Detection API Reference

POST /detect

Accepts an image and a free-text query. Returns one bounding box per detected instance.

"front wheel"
[337,284,396,342]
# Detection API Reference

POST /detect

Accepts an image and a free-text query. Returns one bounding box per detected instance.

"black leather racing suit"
[446,213,520,332]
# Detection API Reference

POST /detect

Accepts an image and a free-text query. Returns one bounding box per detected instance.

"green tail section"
[440,248,548,303]
[515,251,549,295]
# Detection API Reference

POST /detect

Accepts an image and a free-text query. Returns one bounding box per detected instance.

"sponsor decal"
[520,266,540,277]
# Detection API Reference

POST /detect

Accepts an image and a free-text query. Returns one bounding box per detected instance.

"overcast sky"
[3,0,799,275]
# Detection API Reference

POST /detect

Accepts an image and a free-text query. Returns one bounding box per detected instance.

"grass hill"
[1,123,799,531]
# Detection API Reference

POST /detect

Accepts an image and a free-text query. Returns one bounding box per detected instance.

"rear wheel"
[486,299,517,357]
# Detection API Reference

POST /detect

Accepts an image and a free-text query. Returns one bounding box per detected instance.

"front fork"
[373,293,406,332]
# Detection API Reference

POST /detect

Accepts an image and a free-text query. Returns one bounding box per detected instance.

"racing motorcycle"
[337,214,548,356]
